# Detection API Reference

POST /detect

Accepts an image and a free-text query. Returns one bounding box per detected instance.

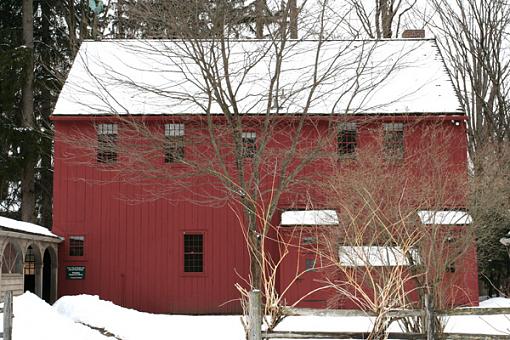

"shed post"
[4,290,13,340]
[248,289,262,340]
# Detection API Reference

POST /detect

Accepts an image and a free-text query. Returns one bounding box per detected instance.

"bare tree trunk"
[40,0,54,228]
[21,0,36,223]
[255,0,264,38]
[289,0,298,39]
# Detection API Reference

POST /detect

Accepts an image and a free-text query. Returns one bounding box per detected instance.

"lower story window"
[184,234,203,272]
[69,236,85,256]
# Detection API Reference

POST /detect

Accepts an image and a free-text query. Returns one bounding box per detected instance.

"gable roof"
[53,39,462,116]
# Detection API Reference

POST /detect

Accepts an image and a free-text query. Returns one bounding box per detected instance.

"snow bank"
[5,293,510,340]
[53,295,245,340]
[7,292,107,340]
[0,216,59,238]
[443,298,510,335]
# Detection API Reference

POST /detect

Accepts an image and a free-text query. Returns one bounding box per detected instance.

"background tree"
[429,0,510,297]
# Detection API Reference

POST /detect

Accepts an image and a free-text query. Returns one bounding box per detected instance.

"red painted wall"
[52,115,478,313]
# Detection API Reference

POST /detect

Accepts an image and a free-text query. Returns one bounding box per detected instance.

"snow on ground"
[2,292,509,340]
[8,292,108,340]
[53,294,245,340]
[443,298,510,335]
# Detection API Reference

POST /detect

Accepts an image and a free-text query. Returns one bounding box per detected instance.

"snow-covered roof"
[338,246,420,267]
[418,210,472,225]
[0,216,60,238]
[281,210,339,226]
[53,39,462,116]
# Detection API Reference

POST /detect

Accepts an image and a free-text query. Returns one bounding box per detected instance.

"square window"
[184,234,203,272]
[97,124,118,163]
[165,124,185,163]
[383,123,404,160]
[69,236,84,256]
[338,123,357,158]
[241,132,256,158]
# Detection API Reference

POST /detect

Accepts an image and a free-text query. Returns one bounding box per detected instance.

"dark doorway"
[24,246,36,293]
[42,249,52,303]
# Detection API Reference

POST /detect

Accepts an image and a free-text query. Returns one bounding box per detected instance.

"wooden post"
[249,289,262,340]
[424,293,435,340]
[4,291,13,340]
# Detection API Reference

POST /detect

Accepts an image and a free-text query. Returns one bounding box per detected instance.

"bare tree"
[314,124,476,338]
[346,0,420,38]
[430,0,510,298]
[53,1,453,337]
[430,0,510,155]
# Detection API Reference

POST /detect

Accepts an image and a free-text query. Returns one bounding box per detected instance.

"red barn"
[51,38,478,314]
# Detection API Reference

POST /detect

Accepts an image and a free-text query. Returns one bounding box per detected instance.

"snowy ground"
[3,292,510,340]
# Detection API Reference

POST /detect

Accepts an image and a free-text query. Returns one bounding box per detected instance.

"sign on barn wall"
[66,266,86,280]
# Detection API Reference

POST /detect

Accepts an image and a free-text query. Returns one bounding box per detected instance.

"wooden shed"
[0,216,63,303]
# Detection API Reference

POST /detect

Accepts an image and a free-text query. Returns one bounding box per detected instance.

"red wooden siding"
[52,116,478,313]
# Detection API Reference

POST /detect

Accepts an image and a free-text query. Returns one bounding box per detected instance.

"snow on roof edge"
[281,210,339,226]
[0,216,61,239]
[417,210,472,225]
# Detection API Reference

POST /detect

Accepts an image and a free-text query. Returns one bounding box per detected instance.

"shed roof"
[281,210,339,226]
[417,210,472,225]
[53,39,462,116]
[0,216,60,239]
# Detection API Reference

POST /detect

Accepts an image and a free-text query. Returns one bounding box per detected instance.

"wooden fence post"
[424,293,435,340]
[4,290,13,340]
[249,289,262,340]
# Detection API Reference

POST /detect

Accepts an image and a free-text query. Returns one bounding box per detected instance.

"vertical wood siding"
[52,118,478,313]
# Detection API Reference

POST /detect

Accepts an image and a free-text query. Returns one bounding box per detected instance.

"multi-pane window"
[338,122,357,158]
[165,123,185,163]
[97,123,118,163]
[383,123,404,160]
[184,234,203,273]
[24,246,35,275]
[241,132,256,158]
[69,236,85,256]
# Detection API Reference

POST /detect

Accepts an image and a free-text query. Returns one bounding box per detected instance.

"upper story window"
[184,234,203,273]
[97,123,118,163]
[241,131,256,158]
[338,122,357,158]
[69,236,85,256]
[383,123,404,160]
[165,123,185,163]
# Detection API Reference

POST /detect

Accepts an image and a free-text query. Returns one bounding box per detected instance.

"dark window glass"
[97,124,118,163]
[184,234,203,272]
[383,123,404,160]
[241,132,256,158]
[305,258,316,272]
[165,124,185,163]
[302,237,317,245]
[446,262,456,273]
[69,236,84,256]
[24,246,35,275]
[338,123,357,158]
